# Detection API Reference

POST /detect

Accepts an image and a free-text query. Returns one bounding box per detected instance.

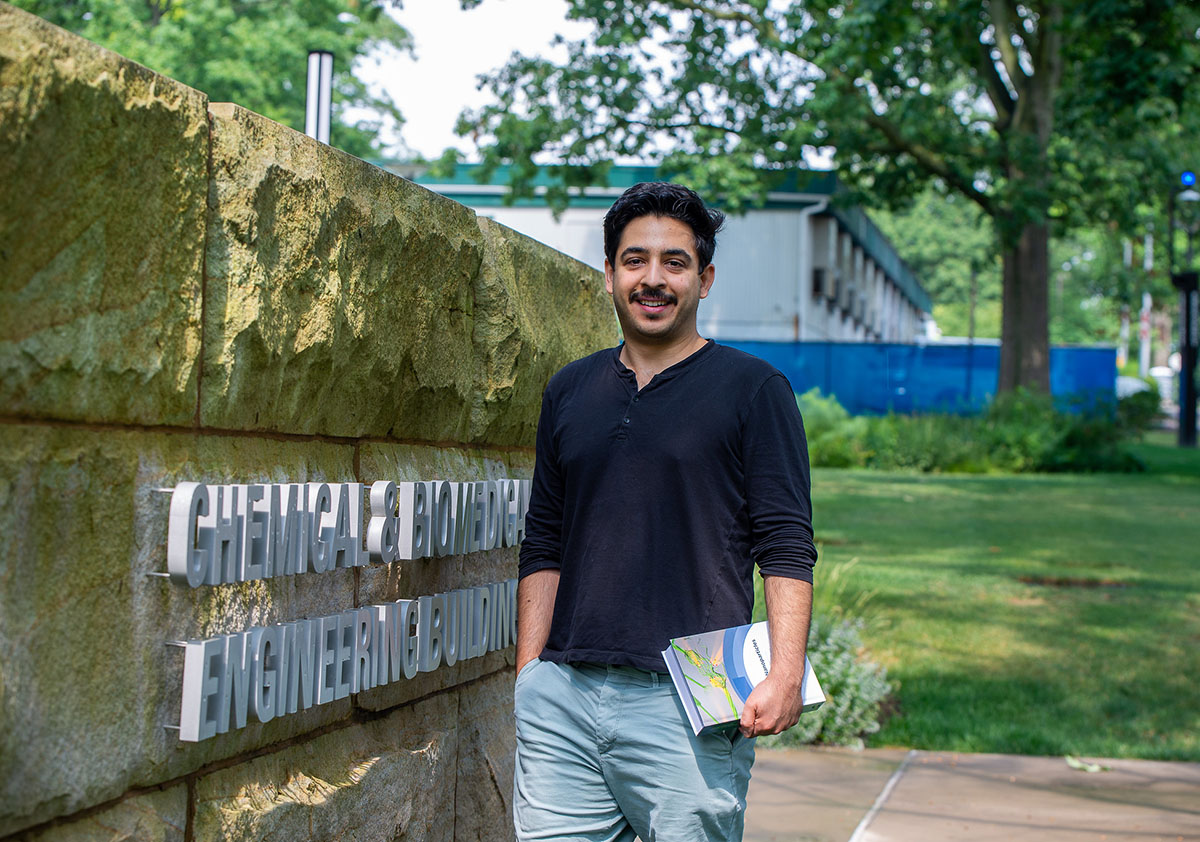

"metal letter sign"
[165,477,529,741]
[165,479,531,587]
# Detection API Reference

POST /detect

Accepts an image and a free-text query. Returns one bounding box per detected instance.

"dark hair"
[603,182,726,269]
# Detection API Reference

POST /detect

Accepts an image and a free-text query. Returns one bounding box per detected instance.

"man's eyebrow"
[618,246,693,262]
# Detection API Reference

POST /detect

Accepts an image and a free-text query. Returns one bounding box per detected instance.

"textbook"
[661,621,825,736]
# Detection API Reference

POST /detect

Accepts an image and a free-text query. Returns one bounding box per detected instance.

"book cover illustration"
[661,621,825,736]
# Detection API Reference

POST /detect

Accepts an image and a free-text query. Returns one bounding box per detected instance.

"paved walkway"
[744,747,1200,842]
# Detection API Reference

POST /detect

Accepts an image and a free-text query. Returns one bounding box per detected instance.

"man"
[514,181,816,842]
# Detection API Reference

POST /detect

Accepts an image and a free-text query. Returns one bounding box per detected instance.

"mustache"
[630,290,678,304]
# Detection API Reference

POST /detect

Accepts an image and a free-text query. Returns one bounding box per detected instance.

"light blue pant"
[513,659,755,842]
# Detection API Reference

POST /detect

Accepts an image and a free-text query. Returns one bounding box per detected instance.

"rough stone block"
[0,425,357,835]
[193,694,456,842]
[469,217,615,446]
[454,671,517,842]
[15,786,186,842]
[200,103,615,445]
[202,103,485,440]
[0,5,205,425]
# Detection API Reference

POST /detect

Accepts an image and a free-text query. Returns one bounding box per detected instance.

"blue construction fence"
[725,341,1117,415]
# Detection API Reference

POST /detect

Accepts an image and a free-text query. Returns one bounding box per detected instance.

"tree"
[13,0,410,156]
[455,0,1199,391]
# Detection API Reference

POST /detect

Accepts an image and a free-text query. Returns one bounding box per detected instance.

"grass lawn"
[757,430,1200,760]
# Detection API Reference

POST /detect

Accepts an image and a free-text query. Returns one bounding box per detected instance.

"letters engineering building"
[166,478,530,742]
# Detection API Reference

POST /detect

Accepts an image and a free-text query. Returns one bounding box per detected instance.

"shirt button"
[623,417,630,424]
[633,396,640,402]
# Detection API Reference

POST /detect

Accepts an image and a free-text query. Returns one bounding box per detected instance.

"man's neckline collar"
[610,338,716,385]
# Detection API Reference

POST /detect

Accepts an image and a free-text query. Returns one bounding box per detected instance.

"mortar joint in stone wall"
[0,663,514,842]
[0,415,535,454]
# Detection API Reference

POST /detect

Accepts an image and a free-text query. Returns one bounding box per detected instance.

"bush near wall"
[752,560,893,750]
[798,388,1153,474]
[757,614,893,751]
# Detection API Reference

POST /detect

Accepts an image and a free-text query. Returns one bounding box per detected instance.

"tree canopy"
[456,0,1200,390]
[15,0,410,156]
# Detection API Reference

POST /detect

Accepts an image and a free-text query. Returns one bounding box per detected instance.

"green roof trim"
[371,161,930,311]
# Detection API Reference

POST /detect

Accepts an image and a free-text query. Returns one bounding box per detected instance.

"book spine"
[660,646,705,736]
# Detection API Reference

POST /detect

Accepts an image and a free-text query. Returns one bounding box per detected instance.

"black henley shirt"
[518,340,817,671]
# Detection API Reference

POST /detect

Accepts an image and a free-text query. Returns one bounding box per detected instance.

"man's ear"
[604,260,615,295]
[699,263,715,299]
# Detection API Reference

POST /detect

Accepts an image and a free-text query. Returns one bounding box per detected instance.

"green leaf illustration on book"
[672,640,738,720]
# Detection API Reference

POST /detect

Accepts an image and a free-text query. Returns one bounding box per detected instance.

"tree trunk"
[998,221,1051,392]
[995,1,1060,394]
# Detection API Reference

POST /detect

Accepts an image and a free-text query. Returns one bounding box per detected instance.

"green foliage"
[459,0,1197,223]
[978,389,1065,472]
[796,387,852,438]
[458,0,1200,390]
[872,190,1002,339]
[872,186,1161,346]
[758,614,893,750]
[797,388,870,468]
[987,390,1148,473]
[811,556,884,634]
[1116,389,1165,436]
[797,388,1147,474]
[862,412,992,474]
[14,0,410,154]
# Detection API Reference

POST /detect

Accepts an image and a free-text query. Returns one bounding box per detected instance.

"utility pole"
[305,50,333,145]
[1172,170,1199,447]
[1174,270,1198,447]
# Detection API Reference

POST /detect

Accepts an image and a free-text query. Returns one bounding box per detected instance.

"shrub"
[760,613,893,750]
[1116,389,1164,436]
[1044,412,1145,473]
[977,388,1063,471]
[796,387,852,438]
[862,412,988,472]
[793,388,1146,474]
[797,389,871,468]
[809,419,872,468]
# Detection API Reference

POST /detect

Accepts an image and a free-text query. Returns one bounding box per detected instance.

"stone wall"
[0,5,615,839]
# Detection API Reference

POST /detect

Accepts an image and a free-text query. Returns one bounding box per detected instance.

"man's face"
[604,214,715,347]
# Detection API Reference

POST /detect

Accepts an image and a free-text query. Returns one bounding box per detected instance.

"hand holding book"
[661,621,824,737]
[738,670,806,737]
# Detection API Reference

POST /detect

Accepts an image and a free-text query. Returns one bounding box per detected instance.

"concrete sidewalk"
[744,747,1200,842]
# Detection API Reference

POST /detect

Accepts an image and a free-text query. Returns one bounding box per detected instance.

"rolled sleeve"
[743,374,817,582]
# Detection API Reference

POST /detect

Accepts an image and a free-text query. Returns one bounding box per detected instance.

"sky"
[355,0,591,159]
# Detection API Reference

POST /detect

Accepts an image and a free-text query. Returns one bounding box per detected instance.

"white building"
[385,163,931,343]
